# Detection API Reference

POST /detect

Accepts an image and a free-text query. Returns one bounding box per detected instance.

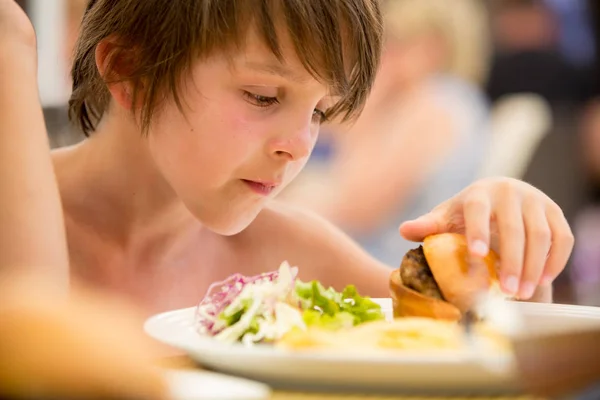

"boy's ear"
[95,37,140,111]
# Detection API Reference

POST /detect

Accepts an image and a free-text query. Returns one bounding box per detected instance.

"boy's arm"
[0,1,69,288]
[241,201,393,297]
[245,200,554,302]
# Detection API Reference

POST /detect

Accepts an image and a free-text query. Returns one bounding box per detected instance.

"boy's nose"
[267,124,314,161]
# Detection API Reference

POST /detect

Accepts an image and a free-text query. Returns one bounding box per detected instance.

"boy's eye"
[243,91,279,108]
[243,91,328,124]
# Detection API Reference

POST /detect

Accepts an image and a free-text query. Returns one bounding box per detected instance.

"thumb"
[399,209,444,242]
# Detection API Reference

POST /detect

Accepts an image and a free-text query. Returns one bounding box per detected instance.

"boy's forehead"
[227,25,341,96]
[241,60,311,84]
[228,26,319,83]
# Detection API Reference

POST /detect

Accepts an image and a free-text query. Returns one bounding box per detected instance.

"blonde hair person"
[383,0,491,87]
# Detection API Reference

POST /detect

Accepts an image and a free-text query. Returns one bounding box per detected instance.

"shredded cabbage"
[194,261,384,346]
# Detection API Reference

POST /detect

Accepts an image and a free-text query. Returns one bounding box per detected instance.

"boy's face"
[146,27,334,235]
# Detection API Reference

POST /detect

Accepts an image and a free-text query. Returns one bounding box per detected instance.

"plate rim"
[145,298,600,365]
[144,299,600,394]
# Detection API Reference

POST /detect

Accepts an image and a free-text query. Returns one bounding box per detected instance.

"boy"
[44,0,574,314]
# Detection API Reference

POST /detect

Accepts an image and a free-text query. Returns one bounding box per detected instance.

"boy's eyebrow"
[243,61,310,84]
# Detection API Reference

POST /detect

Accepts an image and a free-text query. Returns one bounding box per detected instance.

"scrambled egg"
[276,317,511,355]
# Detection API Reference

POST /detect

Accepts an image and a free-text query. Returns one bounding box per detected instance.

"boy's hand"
[0,0,37,54]
[399,177,574,300]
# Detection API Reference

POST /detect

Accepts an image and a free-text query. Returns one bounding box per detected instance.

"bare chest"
[67,231,241,316]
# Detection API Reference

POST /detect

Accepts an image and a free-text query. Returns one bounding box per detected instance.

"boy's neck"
[56,108,202,246]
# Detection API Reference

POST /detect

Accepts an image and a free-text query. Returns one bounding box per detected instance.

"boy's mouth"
[242,179,279,195]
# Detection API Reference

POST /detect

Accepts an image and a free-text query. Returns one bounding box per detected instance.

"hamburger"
[389,233,509,322]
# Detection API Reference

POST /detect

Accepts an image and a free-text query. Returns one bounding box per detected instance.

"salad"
[195,261,385,346]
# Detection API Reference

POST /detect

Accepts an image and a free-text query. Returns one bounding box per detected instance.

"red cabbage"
[194,267,296,335]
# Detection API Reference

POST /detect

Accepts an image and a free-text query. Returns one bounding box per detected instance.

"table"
[159,356,543,400]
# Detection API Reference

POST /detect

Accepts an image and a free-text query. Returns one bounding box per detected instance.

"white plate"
[165,369,271,400]
[145,299,600,396]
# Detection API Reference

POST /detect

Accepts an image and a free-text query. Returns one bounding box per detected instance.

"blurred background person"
[485,0,594,109]
[280,0,493,266]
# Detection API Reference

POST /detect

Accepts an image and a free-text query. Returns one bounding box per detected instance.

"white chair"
[478,93,553,180]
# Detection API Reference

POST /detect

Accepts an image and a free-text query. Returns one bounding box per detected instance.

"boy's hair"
[68,0,383,136]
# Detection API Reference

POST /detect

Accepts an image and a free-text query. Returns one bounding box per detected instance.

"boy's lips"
[242,179,280,195]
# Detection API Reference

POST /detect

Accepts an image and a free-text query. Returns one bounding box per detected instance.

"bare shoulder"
[233,200,392,297]
[51,143,80,176]
[51,143,95,212]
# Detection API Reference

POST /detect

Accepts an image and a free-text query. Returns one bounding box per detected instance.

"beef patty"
[399,246,445,300]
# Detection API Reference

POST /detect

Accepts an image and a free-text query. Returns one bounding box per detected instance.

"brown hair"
[68,0,383,136]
